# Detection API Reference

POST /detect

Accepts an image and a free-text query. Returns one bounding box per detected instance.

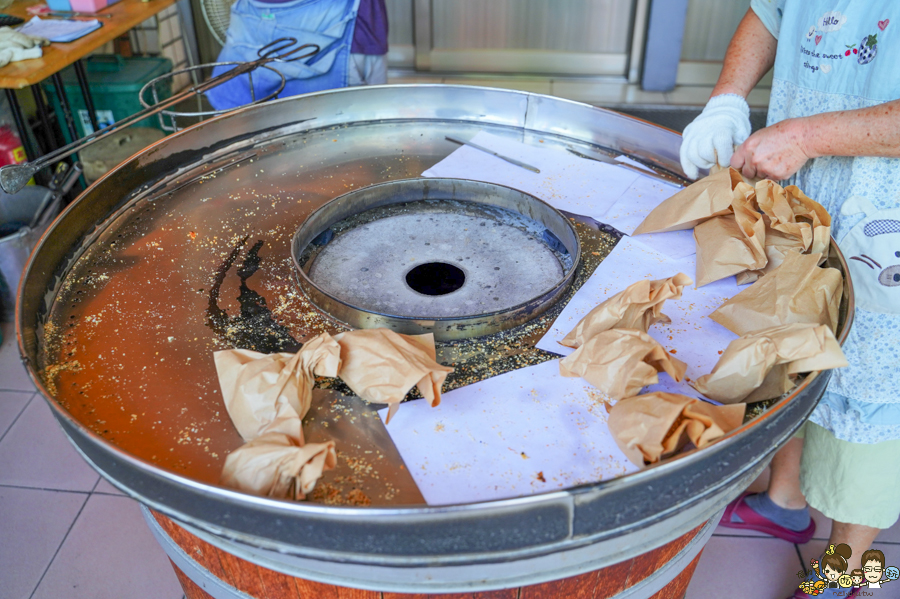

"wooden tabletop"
[0,0,179,89]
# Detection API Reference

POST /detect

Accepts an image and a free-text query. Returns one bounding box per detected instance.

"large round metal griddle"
[17,85,854,592]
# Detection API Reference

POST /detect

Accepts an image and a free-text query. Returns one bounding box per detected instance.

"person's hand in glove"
[678,94,751,180]
[0,26,49,68]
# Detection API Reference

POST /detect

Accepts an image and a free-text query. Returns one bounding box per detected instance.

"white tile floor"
[5,317,900,599]
[0,322,184,599]
[685,480,900,599]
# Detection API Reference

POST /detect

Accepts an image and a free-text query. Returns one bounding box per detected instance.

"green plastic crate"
[43,55,173,143]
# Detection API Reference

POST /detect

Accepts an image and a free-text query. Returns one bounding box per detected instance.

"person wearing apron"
[679,2,900,595]
[206,0,362,110]
[348,0,388,86]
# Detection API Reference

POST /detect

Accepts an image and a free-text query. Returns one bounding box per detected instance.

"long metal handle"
[0,38,319,194]
[445,135,541,173]
[47,10,114,17]
[566,147,686,186]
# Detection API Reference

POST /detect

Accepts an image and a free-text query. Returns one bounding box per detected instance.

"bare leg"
[829,521,881,572]
[767,437,808,509]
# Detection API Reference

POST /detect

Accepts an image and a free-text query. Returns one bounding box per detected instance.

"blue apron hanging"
[207,0,361,110]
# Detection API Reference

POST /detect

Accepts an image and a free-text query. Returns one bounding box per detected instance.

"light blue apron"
[207,0,361,110]
[769,1,899,104]
[752,0,900,442]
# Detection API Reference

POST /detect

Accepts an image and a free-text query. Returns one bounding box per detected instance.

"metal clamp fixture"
[291,178,582,340]
[0,37,319,195]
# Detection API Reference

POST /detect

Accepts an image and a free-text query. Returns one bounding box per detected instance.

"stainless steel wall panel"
[386,0,415,67]
[409,0,636,76]
[430,0,631,53]
[680,0,749,61]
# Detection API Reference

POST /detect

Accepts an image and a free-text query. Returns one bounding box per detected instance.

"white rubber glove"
[679,94,751,180]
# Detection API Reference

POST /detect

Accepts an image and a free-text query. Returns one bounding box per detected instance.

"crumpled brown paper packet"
[693,323,848,404]
[693,180,770,287]
[694,212,765,287]
[333,329,454,424]
[710,250,843,335]
[735,227,808,285]
[215,333,343,500]
[221,432,337,500]
[559,329,686,400]
[214,333,341,442]
[732,182,768,262]
[735,182,832,284]
[215,329,453,499]
[757,180,831,257]
[633,167,749,234]
[608,392,746,466]
[559,273,692,348]
[636,169,832,288]
[694,182,768,287]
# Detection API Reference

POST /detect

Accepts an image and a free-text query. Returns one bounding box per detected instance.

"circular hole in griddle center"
[406,262,466,296]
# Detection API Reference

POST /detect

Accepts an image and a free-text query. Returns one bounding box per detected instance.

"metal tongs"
[0,38,319,195]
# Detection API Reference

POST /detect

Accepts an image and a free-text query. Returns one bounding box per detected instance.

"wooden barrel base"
[148,509,708,599]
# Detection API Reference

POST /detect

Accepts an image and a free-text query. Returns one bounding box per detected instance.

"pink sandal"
[719,492,816,544]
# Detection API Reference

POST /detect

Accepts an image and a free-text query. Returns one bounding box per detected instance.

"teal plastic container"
[43,55,173,143]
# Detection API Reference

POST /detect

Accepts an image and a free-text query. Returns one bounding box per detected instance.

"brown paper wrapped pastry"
[710,250,843,335]
[215,333,343,500]
[735,227,808,285]
[213,333,341,442]
[215,329,453,499]
[333,329,454,424]
[559,329,686,400]
[560,273,692,348]
[694,214,764,287]
[733,181,833,285]
[731,183,768,266]
[633,167,747,234]
[608,392,746,466]
[692,180,768,287]
[221,433,337,500]
[756,180,831,258]
[693,323,848,404]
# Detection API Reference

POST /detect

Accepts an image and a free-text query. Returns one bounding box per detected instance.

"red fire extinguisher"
[0,125,27,168]
[0,125,35,186]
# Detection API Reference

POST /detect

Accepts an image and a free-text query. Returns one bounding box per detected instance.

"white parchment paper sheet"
[377,359,638,506]
[422,131,695,257]
[536,236,741,399]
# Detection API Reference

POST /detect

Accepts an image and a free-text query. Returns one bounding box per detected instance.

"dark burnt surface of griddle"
[206,237,302,354]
